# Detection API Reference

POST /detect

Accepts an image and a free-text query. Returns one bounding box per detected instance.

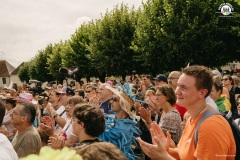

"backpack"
[194,109,240,160]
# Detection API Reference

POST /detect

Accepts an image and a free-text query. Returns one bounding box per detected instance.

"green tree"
[28,59,38,80]
[68,23,93,82]
[47,41,66,83]
[18,62,30,83]
[34,44,55,82]
[132,0,240,73]
[89,3,141,81]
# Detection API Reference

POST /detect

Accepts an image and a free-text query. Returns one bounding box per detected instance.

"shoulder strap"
[59,109,66,117]
[194,109,220,146]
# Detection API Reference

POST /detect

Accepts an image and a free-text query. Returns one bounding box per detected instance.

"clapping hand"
[48,133,65,149]
[39,116,55,136]
[136,122,174,160]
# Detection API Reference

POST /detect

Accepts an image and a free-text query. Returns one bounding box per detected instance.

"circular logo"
[221,4,232,15]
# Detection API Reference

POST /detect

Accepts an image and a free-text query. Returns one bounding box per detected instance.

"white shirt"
[55,105,67,133]
[3,109,15,134]
[206,96,219,111]
[0,133,18,160]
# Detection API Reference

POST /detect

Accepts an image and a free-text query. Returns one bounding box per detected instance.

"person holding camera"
[138,88,161,160]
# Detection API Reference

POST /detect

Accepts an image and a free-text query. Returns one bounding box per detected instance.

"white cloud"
[0,0,145,68]
[75,16,92,28]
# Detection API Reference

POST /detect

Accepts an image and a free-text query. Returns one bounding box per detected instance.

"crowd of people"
[0,65,240,160]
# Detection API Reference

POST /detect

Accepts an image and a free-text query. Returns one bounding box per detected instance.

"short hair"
[86,85,97,91]
[79,142,127,160]
[142,75,151,79]
[182,65,213,98]
[5,98,16,108]
[75,89,85,98]
[156,85,176,106]
[73,104,105,137]
[0,99,6,126]
[213,76,223,94]
[213,81,223,94]
[67,96,84,105]
[18,102,36,124]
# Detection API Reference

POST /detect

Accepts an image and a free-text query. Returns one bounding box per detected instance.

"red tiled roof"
[0,60,15,77]
[11,62,25,75]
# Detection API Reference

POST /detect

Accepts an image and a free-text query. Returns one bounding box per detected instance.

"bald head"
[168,71,181,90]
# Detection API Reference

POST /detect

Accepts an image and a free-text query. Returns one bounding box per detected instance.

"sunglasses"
[222,78,229,81]
[110,97,119,101]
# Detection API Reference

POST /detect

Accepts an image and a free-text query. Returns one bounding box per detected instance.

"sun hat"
[105,80,144,119]
[14,93,38,104]
[105,86,135,119]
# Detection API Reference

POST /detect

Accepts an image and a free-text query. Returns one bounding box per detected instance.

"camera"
[29,80,44,96]
[38,92,49,105]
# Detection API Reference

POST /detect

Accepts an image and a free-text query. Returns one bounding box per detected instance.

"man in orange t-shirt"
[178,113,235,159]
[137,65,236,160]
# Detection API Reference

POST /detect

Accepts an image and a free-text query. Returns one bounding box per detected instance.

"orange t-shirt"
[178,113,236,160]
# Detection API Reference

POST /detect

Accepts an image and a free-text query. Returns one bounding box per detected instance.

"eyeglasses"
[110,97,119,101]
[222,78,229,81]
[167,77,179,80]
[85,91,92,93]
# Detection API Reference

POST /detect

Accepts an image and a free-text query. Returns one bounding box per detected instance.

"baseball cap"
[222,70,231,75]
[153,74,168,82]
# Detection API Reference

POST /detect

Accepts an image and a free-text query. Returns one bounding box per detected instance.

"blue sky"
[0,0,145,67]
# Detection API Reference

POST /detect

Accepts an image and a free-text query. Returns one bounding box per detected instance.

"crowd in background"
[0,66,240,160]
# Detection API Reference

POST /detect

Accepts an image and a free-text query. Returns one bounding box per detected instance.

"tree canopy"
[18,0,240,83]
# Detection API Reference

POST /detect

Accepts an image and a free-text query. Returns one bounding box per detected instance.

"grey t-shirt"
[12,126,41,158]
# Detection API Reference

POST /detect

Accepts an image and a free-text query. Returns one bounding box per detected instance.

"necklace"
[196,102,206,116]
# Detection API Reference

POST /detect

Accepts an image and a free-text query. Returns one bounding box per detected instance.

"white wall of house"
[10,75,22,86]
[0,76,10,88]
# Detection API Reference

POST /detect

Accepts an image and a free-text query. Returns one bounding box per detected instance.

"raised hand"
[39,116,55,136]
[139,107,151,122]
[48,133,65,149]
[136,122,174,160]
[0,125,9,138]
[150,122,171,149]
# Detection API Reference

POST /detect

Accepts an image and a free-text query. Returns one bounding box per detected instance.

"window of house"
[2,78,6,84]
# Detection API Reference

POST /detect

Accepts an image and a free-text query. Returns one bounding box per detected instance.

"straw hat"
[105,86,135,119]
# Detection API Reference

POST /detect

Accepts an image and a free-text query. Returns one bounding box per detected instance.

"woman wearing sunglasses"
[222,74,240,120]
[99,85,141,160]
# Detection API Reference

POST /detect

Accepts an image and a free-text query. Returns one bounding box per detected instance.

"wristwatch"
[54,114,59,119]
